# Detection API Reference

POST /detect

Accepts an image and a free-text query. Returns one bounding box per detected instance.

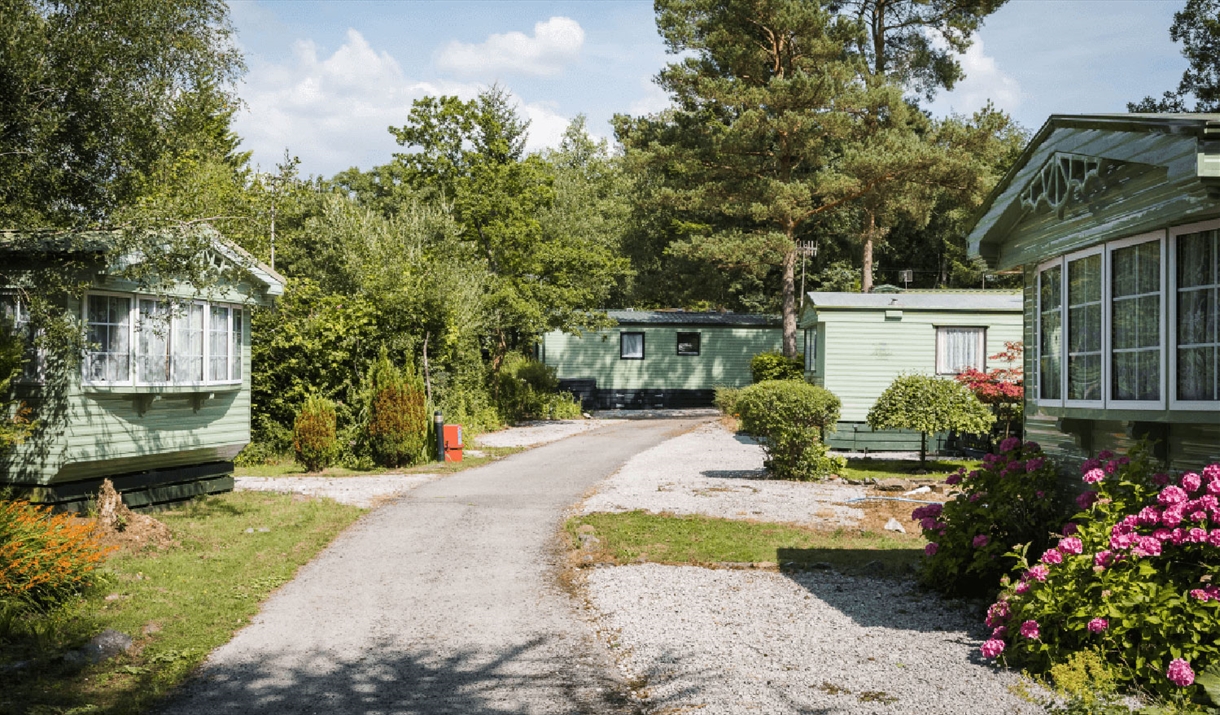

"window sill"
[82,383,242,395]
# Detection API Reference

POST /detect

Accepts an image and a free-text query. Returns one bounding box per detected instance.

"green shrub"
[364,353,429,468]
[867,373,995,464]
[0,500,112,614]
[911,437,1065,598]
[982,443,1220,703]
[714,386,741,417]
[735,380,844,480]
[494,352,581,423]
[293,395,337,472]
[750,351,805,383]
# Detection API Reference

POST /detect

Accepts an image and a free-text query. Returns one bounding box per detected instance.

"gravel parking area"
[585,564,1040,715]
[581,422,865,526]
[233,474,441,508]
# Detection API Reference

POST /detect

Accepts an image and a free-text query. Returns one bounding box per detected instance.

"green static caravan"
[967,113,1220,472]
[541,310,806,409]
[800,291,1023,452]
[0,228,284,510]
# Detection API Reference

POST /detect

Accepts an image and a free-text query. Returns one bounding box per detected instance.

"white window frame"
[82,291,244,389]
[619,331,645,360]
[934,326,987,375]
[804,326,818,373]
[0,292,44,383]
[1063,245,1106,409]
[1169,218,1220,410]
[1036,257,1065,408]
[1105,231,1167,410]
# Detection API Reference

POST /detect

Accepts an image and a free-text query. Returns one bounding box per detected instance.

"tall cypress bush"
[293,395,337,472]
[365,353,429,467]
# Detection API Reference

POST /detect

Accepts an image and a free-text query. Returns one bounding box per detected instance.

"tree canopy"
[1130,0,1220,112]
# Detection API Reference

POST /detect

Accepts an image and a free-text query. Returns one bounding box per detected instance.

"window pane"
[937,327,983,374]
[1067,255,1101,401]
[173,303,204,382]
[85,295,130,383]
[231,309,243,380]
[136,299,170,383]
[1178,230,1220,401]
[621,333,643,359]
[1179,231,1214,288]
[676,332,700,356]
[209,306,230,381]
[1111,241,1161,401]
[1039,266,1063,400]
[1179,346,1216,401]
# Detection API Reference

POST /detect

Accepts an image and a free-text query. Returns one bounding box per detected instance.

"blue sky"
[228,0,1188,178]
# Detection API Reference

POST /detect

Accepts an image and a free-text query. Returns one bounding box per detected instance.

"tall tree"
[0,0,244,227]
[834,0,1008,292]
[619,0,947,357]
[1129,0,1220,112]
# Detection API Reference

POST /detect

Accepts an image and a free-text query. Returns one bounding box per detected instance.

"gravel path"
[585,564,1040,715]
[161,419,706,715]
[582,422,866,526]
[233,474,442,508]
[474,418,625,448]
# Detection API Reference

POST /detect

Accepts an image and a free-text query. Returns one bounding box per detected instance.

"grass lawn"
[234,445,523,478]
[567,511,925,576]
[0,491,362,715]
[840,457,979,482]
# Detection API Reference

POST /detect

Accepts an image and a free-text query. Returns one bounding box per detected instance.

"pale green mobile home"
[542,310,807,409]
[967,113,1220,471]
[1,229,284,510]
[800,291,1023,451]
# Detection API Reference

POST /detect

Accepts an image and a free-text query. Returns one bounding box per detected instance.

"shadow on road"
[160,635,641,715]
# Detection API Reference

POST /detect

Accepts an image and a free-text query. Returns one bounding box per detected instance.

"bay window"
[1066,251,1103,404]
[1109,236,1163,405]
[83,293,243,387]
[1173,223,1220,406]
[1038,263,1063,402]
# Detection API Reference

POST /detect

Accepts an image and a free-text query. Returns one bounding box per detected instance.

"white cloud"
[435,17,585,78]
[926,37,1023,118]
[234,29,572,177]
[628,79,671,117]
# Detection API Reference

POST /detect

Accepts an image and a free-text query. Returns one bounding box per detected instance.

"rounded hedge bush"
[735,380,843,480]
[749,351,804,383]
[294,395,338,472]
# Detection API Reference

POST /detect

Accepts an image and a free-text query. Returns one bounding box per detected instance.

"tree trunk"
[862,232,874,294]
[782,243,798,358]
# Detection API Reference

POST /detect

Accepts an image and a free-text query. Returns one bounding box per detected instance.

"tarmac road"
[159,417,708,715]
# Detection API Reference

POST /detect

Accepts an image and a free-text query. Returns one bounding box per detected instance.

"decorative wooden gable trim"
[1019,153,1103,215]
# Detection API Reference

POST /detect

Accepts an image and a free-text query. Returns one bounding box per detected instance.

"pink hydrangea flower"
[924,542,939,557]
[1076,491,1099,510]
[1191,588,1211,602]
[1024,441,1041,451]
[920,517,938,531]
[1059,537,1083,555]
[1153,528,1173,542]
[1110,532,1135,550]
[1210,477,1220,496]
[1018,620,1040,639]
[1132,536,1163,558]
[1189,527,1209,543]
[1014,580,1030,594]
[1098,450,1114,460]
[973,534,991,549]
[1041,549,1063,565]
[1087,618,1108,633]
[967,470,980,480]
[1162,504,1186,528]
[969,493,983,503]
[980,638,1005,658]
[1083,468,1106,484]
[1208,530,1220,547]
[1137,506,1162,526]
[1153,472,1171,486]
[1167,659,1195,687]
[1160,485,1189,506]
[999,437,1021,453]
[1182,472,1203,493]
[985,601,1010,627]
[1082,458,1101,473]
[992,626,1008,638]
[945,474,962,485]
[1026,458,1045,472]
[1026,564,1049,582]
[1062,522,1079,536]
[1105,460,1119,474]
[1204,463,1220,481]
[1093,550,1114,568]
[1118,456,1130,466]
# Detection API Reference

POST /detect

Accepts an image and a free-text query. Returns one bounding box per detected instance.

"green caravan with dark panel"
[541,310,806,409]
[966,113,1220,472]
[0,228,285,510]
[799,291,1023,452]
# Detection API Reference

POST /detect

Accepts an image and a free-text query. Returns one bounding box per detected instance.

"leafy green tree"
[0,0,244,227]
[1129,0,1220,112]
[867,373,995,465]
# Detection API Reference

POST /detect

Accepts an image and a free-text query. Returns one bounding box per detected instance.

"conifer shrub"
[981,444,1220,704]
[494,353,581,423]
[0,500,112,614]
[364,354,429,468]
[911,437,1064,598]
[293,395,337,472]
[749,351,805,383]
[735,380,844,480]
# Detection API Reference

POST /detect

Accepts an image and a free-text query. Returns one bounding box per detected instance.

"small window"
[676,332,700,356]
[85,294,132,383]
[620,332,644,360]
[1110,236,1162,403]
[804,327,817,372]
[936,327,986,374]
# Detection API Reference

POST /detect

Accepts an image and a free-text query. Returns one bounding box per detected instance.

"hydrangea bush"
[981,443,1220,702]
[912,437,1065,597]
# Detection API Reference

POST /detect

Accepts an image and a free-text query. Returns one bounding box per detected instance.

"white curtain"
[621,332,644,358]
[938,327,983,374]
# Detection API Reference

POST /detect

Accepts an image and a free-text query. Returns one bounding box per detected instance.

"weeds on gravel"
[235,445,523,477]
[0,491,362,715]
[840,458,979,482]
[567,511,923,575]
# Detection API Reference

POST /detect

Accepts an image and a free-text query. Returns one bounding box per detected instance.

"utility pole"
[796,240,817,308]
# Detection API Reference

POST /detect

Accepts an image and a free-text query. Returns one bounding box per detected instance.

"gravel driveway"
[586,564,1040,715]
[582,422,866,526]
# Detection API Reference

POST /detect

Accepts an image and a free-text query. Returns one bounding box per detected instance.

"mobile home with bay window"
[966,113,1220,469]
[1,229,284,510]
